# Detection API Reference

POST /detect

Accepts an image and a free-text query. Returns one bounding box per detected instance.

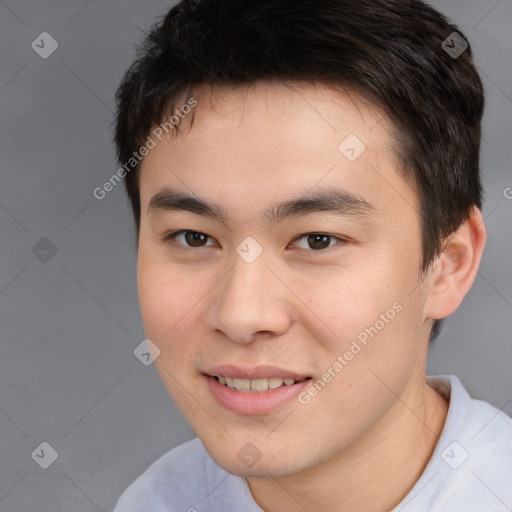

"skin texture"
[136,80,486,512]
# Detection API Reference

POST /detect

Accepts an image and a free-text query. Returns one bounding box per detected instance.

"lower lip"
[205,375,313,416]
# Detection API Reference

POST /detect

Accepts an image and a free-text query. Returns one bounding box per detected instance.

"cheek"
[137,259,202,404]
[137,253,197,352]
[296,263,420,388]
[292,266,392,352]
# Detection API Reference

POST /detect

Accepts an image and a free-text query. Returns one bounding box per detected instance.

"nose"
[206,252,293,344]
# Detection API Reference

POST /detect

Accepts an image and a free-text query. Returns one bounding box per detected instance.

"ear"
[423,206,487,321]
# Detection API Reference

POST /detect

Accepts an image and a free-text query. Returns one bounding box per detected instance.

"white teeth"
[233,378,251,390]
[268,377,285,389]
[251,378,269,391]
[216,376,304,391]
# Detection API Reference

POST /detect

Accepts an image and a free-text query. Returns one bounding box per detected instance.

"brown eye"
[183,232,209,247]
[292,233,345,251]
[307,234,331,250]
[163,230,215,248]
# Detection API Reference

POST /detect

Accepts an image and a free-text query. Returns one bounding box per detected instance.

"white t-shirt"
[112,375,512,511]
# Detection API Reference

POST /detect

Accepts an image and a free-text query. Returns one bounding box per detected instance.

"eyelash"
[161,230,347,252]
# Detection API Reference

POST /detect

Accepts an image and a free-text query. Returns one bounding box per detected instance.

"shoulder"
[412,375,512,511]
[112,437,262,512]
[444,374,512,450]
[112,437,211,512]
[459,379,512,499]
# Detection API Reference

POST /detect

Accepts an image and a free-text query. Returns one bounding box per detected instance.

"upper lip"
[205,364,311,381]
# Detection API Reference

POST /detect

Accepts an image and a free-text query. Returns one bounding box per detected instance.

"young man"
[111,0,512,510]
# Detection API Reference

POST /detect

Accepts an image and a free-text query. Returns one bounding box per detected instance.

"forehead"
[138,80,418,224]
[167,81,392,160]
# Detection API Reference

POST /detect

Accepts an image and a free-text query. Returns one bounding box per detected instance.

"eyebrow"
[147,186,377,225]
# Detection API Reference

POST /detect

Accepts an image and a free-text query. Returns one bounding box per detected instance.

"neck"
[246,378,449,512]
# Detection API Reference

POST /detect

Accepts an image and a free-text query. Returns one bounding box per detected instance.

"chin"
[204,441,305,479]
[224,459,300,479]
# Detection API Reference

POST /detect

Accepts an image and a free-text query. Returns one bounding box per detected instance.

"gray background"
[0,0,510,510]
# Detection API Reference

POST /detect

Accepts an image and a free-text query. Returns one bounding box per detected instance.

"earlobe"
[423,207,487,321]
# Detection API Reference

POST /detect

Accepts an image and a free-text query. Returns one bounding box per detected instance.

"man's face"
[137,81,433,477]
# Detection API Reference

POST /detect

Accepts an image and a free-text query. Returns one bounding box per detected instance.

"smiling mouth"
[213,375,312,392]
